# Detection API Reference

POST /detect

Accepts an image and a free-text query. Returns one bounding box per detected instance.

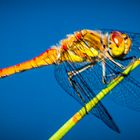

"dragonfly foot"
[102,77,107,84]
[120,65,126,70]
[84,106,88,115]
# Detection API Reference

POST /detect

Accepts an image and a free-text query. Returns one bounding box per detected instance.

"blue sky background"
[0,0,140,140]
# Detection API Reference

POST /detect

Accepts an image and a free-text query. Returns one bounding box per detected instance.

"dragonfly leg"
[105,52,126,69]
[101,59,107,84]
[68,62,95,79]
[109,58,126,69]
[121,56,136,61]
[101,59,113,84]
[109,56,137,70]
[102,55,136,84]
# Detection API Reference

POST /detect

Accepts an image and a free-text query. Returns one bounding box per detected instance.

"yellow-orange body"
[0,29,131,78]
[0,48,58,78]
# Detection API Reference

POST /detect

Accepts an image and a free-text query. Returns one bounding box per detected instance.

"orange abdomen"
[0,48,58,78]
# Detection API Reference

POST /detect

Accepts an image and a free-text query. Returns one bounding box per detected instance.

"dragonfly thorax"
[59,30,108,63]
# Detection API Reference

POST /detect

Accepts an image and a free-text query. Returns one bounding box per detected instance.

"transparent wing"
[105,59,140,111]
[54,61,120,133]
[80,58,140,112]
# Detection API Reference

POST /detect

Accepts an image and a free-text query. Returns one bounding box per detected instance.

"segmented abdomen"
[0,48,58,78]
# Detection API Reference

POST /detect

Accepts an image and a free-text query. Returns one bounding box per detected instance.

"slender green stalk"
[49,60,140,140]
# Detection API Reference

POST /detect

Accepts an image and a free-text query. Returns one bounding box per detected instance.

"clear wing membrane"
[55,61,120,133]
[73,58,140,111]
[106,61,140,111]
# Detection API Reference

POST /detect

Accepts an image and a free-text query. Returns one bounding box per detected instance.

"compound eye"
[122,34,129,43]
[111,31,123,46]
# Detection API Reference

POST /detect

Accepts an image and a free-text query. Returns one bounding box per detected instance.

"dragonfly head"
[108,31,132,59]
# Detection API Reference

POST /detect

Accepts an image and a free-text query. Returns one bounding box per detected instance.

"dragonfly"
[0,29,140,133]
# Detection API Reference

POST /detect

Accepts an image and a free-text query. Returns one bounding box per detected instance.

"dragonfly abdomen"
[0,48,58,78]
